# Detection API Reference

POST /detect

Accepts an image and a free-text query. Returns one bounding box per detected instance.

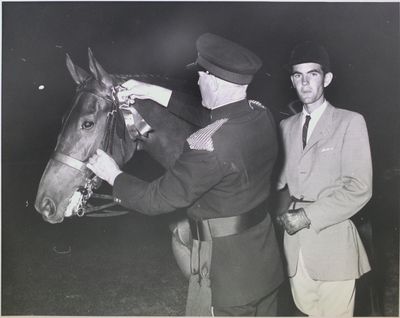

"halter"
[51,86,152,217]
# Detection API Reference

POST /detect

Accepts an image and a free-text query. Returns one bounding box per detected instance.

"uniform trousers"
[185,237,279,317]
[290,250,356,317]
[185,239,213,316]
[212,287,279,316]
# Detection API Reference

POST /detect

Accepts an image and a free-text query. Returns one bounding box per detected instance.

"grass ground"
[2,163,398,316]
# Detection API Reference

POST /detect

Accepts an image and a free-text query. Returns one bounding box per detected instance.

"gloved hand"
[87,149,122,186]
[116,79,172,107]
[278,208,311,235]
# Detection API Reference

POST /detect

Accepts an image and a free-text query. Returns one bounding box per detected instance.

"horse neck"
[133,101,196,169]
[110,115,191,171]
[110,133,135,167]
[112,74,197,169]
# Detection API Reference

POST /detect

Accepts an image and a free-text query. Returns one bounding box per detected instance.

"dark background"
[2,2,399,316]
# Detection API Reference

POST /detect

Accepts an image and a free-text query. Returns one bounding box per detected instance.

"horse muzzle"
[35,196,65,224]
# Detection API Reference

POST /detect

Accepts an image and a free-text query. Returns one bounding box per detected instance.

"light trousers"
[290,251,356,316]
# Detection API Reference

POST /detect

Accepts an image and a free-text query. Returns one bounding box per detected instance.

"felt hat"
[286,41,331,72]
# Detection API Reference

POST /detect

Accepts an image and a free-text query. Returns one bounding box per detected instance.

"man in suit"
[277,41,373,316]
[87,33,284,316]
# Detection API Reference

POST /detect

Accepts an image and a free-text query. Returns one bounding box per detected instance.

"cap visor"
[185,62,205,72]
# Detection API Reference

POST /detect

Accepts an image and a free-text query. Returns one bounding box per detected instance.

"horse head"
[35,49,197,225]
[35,49,136,223]
[34,49,204,278]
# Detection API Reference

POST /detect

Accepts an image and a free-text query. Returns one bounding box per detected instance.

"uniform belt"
[290,196,315,210]
[189,201,267,241]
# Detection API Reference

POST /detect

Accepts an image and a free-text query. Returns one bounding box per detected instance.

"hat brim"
[186,57,254,85]
[283,62,330,74]
[185,61,206,72]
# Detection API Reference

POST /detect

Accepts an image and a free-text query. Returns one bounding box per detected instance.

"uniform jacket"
[279,102,372,280]
[113,93,284,307]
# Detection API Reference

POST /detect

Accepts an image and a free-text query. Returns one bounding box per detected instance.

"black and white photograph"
[2,1,399,316]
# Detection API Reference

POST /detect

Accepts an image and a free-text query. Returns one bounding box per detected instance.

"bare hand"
[87,149,122,186]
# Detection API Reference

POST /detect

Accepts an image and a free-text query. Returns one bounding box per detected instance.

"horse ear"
[66,53,90,85]
[88,48,114,87]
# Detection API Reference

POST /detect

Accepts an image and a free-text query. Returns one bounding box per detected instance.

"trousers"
[290,251,356,316]
[185,237,280,316]
[213,287,279,316]
[185,239,213,316]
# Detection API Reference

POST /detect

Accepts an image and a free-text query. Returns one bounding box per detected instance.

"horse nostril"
[41,197,56,219]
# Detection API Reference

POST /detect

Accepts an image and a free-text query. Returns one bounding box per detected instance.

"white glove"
[117,79,172,107]
[87,149,122,186]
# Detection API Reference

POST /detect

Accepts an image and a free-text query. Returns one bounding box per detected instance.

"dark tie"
[302,115,311,149]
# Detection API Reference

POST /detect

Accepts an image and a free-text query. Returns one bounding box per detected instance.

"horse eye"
[81,121,94,130]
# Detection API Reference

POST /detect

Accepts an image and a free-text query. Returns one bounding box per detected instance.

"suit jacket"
[113,96,284,307]
[279,102,372,280]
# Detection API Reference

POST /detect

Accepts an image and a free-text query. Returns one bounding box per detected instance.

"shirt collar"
[302,100,328,120]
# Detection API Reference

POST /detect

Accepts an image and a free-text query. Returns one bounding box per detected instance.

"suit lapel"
[289,113,303,162]
[302,103,334,156]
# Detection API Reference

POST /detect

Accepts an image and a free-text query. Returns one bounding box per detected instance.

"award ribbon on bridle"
[112,85,153,140]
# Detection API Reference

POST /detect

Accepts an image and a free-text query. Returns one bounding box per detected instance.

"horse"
[34,48,198,277]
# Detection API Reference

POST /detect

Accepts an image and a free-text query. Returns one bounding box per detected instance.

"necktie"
[302,115,311,149]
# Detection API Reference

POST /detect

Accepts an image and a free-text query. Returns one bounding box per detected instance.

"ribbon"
[119,104,153,139]
[112,85,153,140]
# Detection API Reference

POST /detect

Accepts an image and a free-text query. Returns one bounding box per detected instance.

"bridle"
[51,85,152,217]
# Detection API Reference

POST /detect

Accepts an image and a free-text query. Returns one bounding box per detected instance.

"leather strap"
[52,152,89,174]
[290,196,315,210]
[290,196,314,203]
[189,201,267,241]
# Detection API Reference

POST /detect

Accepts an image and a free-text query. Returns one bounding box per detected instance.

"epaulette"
[187,118,228,151]
[249,100,266,110]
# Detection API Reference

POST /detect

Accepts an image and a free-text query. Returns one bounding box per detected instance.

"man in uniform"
[277,41,372,316]
[87,33,284,316]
